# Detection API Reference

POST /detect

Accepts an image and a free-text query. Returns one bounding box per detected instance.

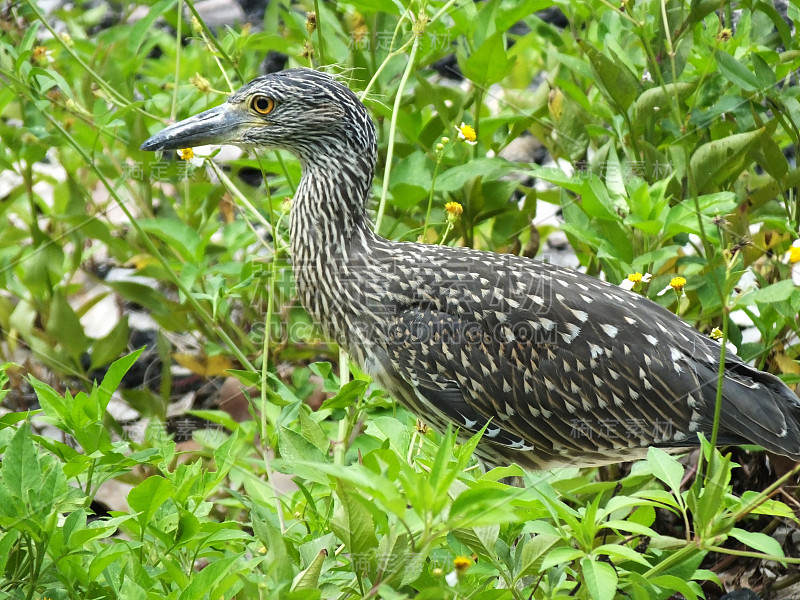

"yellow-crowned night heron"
[142,68,800,469]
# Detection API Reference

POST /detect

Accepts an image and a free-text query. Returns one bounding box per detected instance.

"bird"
[141,68,800,469]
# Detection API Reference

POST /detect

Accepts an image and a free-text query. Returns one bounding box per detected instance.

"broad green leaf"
[649,574,699,600]
[540,547,585,570]
[178,555,239,600]
[634,82,695,128]
[435,158,515,192]
[689,128,765,193]
[128,475,173,528]
[1,422,39,506]
[715,50,760,91]
[291,549,326,591]
[516,533,560,578]
[593,543,651,567]
[646,446,684,493]
[128,0,174,56]
[579,40,638,110]
[330,483,378,557]
[581,557,618,600]
[138,218,203,262]
[548,87,589,161]
[46,292,89,361]
[729,528,786,562]
[90,315,131,370]
[460,32,516,88]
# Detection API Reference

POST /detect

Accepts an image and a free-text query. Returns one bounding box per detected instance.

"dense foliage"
[1,0,800,598]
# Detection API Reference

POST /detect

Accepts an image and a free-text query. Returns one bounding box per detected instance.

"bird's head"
[141,68,376,164]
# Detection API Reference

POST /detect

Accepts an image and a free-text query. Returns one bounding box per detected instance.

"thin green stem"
[313,0,326,66]
[170,4,182,121]
[375,34,420,233]
[422,159,443,237]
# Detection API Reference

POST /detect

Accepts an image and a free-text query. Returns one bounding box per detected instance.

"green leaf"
[139,218,203,262]
[646,446,684,494]
[516,533,560,578]
[729,528,786,562]
[330,483,378,557]
[540,547,585,570]
[90,315,131,370]
[689,128,765,193]
[460,32,515,88]
[435,158,515,192]
[178,555,239,600]
[715,50,760,91]
[747,280,798,305]
[46,292,89,361]
[581,557,618,600]
[593,543,651,567]
[1,422,40,506]
[579,40,639,110]
[128,0,174,56]
[97,349,144,415]
[278,425,327,463]
[319,379,368,410]
[634,82,695,129]
[292,549,327,591]
[127,475,173,529]
[649,574,699,600]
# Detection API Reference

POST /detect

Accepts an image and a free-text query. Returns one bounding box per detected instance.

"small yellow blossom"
[453,556,472,572]
[790,243,800,264]
[670,276,686,293]
[445,202,463,217]
[620,272,651,291]
[717,28,732,42]
[32,46,53,65]
[445,202,463,225]
[414,419,430,434]
[178,148,195,161]
[456,122,477,145]
[432,567,443,576]
[709,327,723,340]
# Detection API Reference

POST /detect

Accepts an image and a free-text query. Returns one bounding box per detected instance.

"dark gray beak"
[140,104,239,151]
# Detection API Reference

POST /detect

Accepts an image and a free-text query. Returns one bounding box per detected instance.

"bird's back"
[336,236,800,468]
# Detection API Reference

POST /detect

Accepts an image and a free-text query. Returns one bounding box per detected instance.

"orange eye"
[251,95,275,115]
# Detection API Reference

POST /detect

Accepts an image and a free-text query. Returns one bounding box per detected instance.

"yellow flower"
[445,202,463,217]
[790,243,800,264]
[670,276,686,292]
[709,327,723,340]
[178,148,194,161]
[620,272,651,291]
[32,46,53,65]
[453,556,472,572]
[456,122,477,145]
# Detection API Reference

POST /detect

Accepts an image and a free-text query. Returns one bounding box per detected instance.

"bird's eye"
[251,95,275,115]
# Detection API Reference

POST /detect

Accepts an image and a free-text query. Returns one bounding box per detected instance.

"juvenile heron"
[142,68,800,469]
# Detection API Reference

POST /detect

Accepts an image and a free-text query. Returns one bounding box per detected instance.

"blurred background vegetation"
[1,0,800,598]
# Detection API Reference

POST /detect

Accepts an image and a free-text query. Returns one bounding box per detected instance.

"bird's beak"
[140,103,240,151]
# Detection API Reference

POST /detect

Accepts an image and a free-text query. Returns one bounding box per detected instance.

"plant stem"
[313,0,326,66]
[374,32,420,233]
